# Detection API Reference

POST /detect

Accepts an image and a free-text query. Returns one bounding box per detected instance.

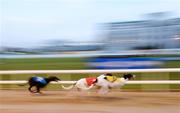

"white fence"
[0,68,180,85]
[1,68,180,74]
[0,80,180,85]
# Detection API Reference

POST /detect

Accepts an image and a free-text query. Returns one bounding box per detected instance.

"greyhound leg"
[28,85,39,93]
[36,86,41,93]
[77,87,81,91]
[28,86,33,93]
[98,86,109,94]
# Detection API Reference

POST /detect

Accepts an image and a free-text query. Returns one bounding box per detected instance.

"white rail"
[1,68,180,74]
[0,80,76,84]
[0,69,180,85]
[0,80,180,84]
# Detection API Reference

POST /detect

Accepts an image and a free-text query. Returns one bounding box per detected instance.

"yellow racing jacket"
[105,75,117,82]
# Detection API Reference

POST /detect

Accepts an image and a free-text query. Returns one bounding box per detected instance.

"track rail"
[1,68,180,74]
[1,80,180,84]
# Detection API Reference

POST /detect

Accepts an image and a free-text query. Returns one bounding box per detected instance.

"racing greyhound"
[20,76,60,93]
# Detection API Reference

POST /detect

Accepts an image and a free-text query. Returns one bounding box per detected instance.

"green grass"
[0,58,87,70]
[0,57,180,90]
[0,72,180,90]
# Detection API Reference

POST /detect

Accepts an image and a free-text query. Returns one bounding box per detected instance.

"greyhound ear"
[104,77,107,80]
[106,73,112,76]
[123,73,128,79]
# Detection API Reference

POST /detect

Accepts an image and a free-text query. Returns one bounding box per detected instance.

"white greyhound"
[61,73,135,94]
[95,73,135,94]
[61,73,112,91]
[61,76,97,90]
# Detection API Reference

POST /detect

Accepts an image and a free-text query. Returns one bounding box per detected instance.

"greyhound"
[61,73,116,91]
[61,73,135,94]
[96,73,135,94]
[61,76,97,91]
[20,76,60,93]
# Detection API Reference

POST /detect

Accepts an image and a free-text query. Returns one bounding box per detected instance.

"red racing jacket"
[85,77,97,86]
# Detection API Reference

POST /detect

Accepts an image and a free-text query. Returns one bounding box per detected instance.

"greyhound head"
[47,76,61,82]
[105,73,113,76]
[123,73,135,80]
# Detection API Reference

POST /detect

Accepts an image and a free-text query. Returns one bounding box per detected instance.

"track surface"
[1,90,180,113]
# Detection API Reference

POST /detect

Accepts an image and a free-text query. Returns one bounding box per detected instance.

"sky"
[0,0,180,48]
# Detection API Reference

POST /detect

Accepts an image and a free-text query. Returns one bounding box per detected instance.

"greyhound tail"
[61,82,76,90]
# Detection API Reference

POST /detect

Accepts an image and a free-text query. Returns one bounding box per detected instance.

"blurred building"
[104,18,180,51]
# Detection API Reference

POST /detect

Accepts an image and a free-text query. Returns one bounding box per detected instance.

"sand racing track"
[1,90,180,113]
